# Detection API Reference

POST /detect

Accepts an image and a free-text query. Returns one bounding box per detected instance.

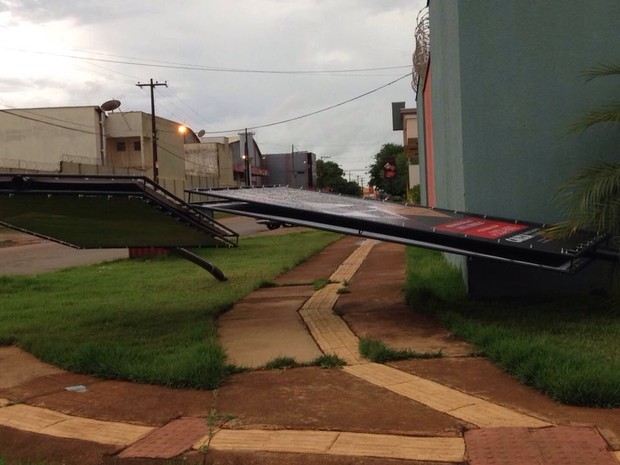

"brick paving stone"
[330,432,465,462]
[202,429,464,462]
[329,240,377,283]
[344,363,549,429]
[0,404,153,446]
[119,417,208,459]
[204,429,339,454]
[465,426,619,465]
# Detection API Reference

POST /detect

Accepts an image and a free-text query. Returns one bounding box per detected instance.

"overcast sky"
[0,0,425,181]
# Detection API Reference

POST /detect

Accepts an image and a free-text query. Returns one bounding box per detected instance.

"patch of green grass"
[359,338,442,363]
[312,278,335,290]
[262,356,299,370]
[313,354,346,368]
[261,354,346,370]
[405,247,620,407]
[0,230,340,390]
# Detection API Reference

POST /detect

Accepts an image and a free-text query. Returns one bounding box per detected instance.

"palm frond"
[583,64,620,82]
[569,103,620,133]
[554,163,620,236]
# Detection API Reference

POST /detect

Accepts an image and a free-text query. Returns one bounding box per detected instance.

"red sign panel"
[435,218,528,239]
[383,157,397,178]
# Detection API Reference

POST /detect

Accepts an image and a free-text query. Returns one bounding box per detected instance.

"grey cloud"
[1,0,146,24]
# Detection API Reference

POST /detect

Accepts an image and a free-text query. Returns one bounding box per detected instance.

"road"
[0,216,267,276]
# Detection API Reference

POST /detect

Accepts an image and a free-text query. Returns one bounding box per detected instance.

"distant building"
[392,104,420,192]
[263,151,316,189]
[200,134,269,187]
[0,106,234,199]
[184,135,234,190]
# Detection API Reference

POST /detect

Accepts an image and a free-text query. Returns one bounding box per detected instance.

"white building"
[0,106,234,199]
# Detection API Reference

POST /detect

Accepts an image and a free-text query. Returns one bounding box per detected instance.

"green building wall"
[428,0,620,223]
[418,0,620,296]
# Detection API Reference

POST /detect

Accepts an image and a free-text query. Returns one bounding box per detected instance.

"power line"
[203,72,413,134]
[0,71,412,139]
[5,47,412,76]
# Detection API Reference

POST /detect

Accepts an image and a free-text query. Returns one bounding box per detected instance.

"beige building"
[0,106,234,199]
[401,108,420,188]
[185,137,234,190]
[0,106,103,171]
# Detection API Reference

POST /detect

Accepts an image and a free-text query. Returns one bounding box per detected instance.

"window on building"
[133,141,141,151]
[116,141,126,152]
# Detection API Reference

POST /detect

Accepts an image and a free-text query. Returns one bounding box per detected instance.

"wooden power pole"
[136,79,167,183]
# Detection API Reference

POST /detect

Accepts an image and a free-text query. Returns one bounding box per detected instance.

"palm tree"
[554,64,620,239]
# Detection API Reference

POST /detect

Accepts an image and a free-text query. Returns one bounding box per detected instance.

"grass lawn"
[405,247,620,408]
[0,230,339,390]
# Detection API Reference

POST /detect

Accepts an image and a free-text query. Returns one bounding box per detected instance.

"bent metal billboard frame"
[189,185,609,274]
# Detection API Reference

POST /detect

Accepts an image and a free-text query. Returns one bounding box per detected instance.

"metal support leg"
[168,247,228,281]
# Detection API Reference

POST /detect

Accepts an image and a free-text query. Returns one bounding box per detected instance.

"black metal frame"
[0,174,238,280]
[1,174,238,246]
[189,186,611,274]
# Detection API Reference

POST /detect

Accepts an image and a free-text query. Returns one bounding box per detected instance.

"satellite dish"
[100,99,121,112]
[197,129,206,137]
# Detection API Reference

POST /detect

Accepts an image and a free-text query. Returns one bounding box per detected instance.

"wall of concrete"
[184,141,234,190]
[184,143,219,177]
[105,112,186,198]
[0,107,102,168]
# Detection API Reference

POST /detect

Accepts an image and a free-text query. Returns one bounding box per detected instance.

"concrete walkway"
[0,237,619,464]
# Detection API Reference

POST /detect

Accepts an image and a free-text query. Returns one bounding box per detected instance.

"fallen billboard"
[189,186,610,273]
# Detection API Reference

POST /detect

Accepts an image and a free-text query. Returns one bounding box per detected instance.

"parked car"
[256,219,294,230]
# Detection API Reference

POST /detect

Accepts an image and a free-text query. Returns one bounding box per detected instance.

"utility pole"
[244,128,251,186]
[290,144,295,186]
[136,79,167,183]
[239,128,254,186]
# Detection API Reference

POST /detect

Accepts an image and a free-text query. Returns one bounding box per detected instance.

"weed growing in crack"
[359,338,442,363]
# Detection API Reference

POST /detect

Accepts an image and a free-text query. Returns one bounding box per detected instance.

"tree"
[316,159,361,195]
[554,64,620,238]
[316,160,345,189]
[368,143,408,198]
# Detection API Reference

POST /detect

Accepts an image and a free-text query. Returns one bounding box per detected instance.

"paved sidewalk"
[0,236,619,465]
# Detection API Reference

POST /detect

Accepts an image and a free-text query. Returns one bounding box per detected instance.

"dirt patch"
[214,367,469,436]
[337,242,472,356]
[0,425,117,465]
[272,235,362,285]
